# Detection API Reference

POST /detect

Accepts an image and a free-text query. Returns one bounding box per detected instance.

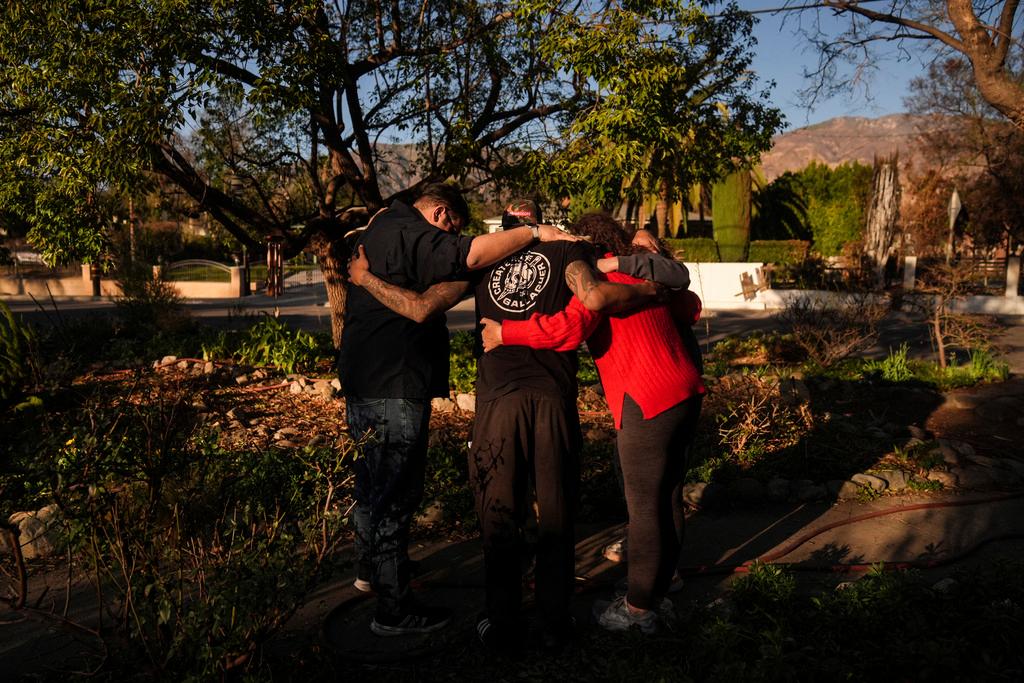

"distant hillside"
[761,114,935,180]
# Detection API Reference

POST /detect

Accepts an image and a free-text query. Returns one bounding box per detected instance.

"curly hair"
[568,212,632,255]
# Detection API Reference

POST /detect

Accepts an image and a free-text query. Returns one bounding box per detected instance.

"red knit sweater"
[502,271,706,429]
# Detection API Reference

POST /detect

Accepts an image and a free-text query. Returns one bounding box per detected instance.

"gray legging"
[616,393,702,610]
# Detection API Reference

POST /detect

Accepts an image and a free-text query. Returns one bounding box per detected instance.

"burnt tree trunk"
[864,154,901,289]
[307,209,368,349]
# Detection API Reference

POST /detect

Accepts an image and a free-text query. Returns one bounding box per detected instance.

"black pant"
[468,390,582,630]
[617,394,702,610]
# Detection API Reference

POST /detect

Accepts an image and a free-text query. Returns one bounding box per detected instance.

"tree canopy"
[1,0,782,341]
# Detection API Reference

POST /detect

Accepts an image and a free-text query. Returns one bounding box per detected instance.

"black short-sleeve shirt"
[474,240,593,402]
[339,202,474,399]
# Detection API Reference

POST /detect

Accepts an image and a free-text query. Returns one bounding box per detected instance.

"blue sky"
[744,0,931,130]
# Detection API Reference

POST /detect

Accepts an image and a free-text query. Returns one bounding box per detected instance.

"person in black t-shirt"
[339,185,579,637]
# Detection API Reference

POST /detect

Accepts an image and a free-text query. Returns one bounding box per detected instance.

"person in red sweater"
[481,213,705,634]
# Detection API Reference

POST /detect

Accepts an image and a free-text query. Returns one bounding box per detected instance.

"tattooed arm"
[563,260,661,313]
[348,245,469,323]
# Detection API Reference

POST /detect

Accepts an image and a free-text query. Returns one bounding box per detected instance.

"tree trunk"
[309,231,348,349]
[655,181,670,238]
[863,154,901,289]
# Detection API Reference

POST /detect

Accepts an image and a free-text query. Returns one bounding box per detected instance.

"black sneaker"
[477,615,522,657]
[370,604,452,636]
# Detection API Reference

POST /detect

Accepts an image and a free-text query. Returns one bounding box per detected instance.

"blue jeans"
[346,397,430,618]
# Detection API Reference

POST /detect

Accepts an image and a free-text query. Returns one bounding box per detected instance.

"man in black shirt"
[339,185,578,636]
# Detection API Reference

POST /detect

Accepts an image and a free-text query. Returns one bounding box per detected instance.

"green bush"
[863,343,914,382]
[202,315,329,373]
[20,380,352,678]
[0,301,33,404]
[449,330,477,393]
[663,237,720,262]
[747,240,810,265]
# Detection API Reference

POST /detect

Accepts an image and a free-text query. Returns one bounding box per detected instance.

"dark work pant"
[346,397,430,618]
[617,394,702,610]
[469,390,582,630]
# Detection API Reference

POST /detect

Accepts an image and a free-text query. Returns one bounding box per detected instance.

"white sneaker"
[602,537,627,563]
[594,596,659,634]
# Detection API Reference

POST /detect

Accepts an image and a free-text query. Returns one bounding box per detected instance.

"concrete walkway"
[309,489,1024,663]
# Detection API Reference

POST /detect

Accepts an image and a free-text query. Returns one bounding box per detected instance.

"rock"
[160,355,178,366]
[945,393,983,410]
[431,397,456,413]
[456,393,476,413]
[289,380,303,395]
[277,440,302,449]
[252,369,268,381]
[951,441,976,458]
[966,454,1000,469]
[953,467,998,490]
[274,427,301,440]
[330,378,342,392]
[234,374,250,386]
[203,361,215,375]
[176,360,190,370]
[851,473,888,492]
[415,500,445,525]
[876,469,910,491]
[683,482,725,509]
[794,481,827,502]
[779,378,811,404]
[932,577,958,594]
[936,442,961,467]
[6,505,62,560]
[766,478,791,502]
[832,480,862,500]
[925,470,958,489]
[727,478,766,504]
[907,425,929,440]
[314,380,335,398]
[682,482,707,507]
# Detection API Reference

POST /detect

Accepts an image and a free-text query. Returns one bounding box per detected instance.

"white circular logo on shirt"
[488,251,551,313]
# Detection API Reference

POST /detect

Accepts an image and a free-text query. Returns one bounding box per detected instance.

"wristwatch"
[529,224,540,241]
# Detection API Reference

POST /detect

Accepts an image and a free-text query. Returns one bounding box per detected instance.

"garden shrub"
[28,378,352,678]
[0,301,33,405]
[775,294,888,369]
[747,240,810,265]
[663,237,720,262]
[115,266,192,337]
[202,315,330,373]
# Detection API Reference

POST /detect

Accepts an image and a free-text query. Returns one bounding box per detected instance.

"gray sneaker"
[594,596,659,634]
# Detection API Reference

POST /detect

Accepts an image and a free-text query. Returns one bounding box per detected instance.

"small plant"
[203,315,328,373]
[449,330,477,393]
[577,350,599,385]
[862,343,914,382]
[908,477,944,492]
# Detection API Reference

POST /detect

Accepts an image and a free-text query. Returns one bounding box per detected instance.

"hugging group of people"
[338,183,705,654]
